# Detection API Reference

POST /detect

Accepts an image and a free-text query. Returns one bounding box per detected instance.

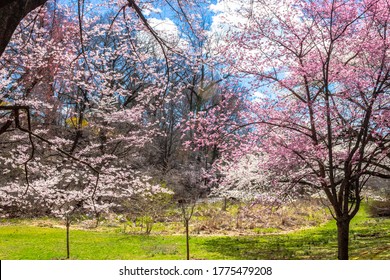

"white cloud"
[142,5,162,16]
[136,17,190,58]
[253,90,267,100]
[206,0,255,58]
[209,0,252,35]
[148,18,179,41]
[209,0,299,36]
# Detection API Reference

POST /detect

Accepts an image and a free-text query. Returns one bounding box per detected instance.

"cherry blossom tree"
[0,2,172,224]
[190,0,390,259]
[0,137,165,258]
[0,0,211,58]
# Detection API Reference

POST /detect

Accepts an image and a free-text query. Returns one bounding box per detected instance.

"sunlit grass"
[0,203,388,260]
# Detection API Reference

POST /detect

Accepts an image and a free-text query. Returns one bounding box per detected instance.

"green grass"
[0,226,224,260]
[0,205,389,260]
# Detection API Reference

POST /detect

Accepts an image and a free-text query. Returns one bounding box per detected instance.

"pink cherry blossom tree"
[191,0,390,259]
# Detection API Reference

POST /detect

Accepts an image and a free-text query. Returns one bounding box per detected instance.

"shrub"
[368,197,390,217]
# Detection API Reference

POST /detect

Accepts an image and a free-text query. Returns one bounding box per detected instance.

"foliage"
[65,117,89,129]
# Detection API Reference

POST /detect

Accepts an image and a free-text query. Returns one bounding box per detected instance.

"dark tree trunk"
[336,218,350,260]
[66,218,70,259]
[185,219,190,260]
[0,0,48,57]
[222,197,227,211]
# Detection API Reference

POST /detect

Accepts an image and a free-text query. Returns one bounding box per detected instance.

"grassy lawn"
[0,204,389,260]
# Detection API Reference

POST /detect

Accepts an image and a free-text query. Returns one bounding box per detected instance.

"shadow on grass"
[203,228,338,260]
[202,219,390,260]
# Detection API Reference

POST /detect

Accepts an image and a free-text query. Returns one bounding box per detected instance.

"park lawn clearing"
[0,205,389,260]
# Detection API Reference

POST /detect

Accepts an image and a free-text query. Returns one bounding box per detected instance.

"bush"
[368,198,390,217]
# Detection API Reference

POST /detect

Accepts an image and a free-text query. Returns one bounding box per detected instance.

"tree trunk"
[185,219,190,260]
[222,197,227,211]
[336,218,350,260]
[66,218,70,259]
[0,0,48,57]
[95,212,100,228]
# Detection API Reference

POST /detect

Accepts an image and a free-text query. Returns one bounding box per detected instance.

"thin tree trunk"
[66,218,70,259]
[95,212,100,228]
[185,219,190,260]
[179,200,195,260]
[336,218,350,260]
[222,197,227,211]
